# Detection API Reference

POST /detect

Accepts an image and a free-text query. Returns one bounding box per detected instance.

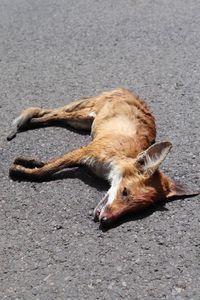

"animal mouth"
[93,194,118,227]
[93,193,109,222]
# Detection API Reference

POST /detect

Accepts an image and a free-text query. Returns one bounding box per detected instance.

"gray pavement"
[0,0,200,299]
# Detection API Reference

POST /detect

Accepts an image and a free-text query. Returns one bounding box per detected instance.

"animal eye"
[122,187,129,197]
[138,157,145,166]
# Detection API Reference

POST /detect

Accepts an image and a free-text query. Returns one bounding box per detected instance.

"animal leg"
[29,109,96,130]
[13,156,45,168]
[7,96,98,140]
[7,107,53,140]
[9,146,90,180]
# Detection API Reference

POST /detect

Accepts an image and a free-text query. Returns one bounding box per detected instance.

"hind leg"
[29,108,96,130]
[7,107,53,141]
[8,109,96,169]
[8,108,95,168]
[7,96,98,140]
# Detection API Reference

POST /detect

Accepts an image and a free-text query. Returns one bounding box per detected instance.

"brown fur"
[8,88,197,226]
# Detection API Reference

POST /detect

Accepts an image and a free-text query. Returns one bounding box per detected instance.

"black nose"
[100,216,109,227]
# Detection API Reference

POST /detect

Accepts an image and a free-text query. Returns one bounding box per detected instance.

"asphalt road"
[0,0,200,299]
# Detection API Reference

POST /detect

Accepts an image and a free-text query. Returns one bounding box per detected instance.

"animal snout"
[99,213,113,227]
[100,216,108,226]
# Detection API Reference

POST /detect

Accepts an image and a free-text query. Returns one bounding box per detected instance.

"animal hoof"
[7,130,17,141]
[9,165,24,180]
[13,157,45,168]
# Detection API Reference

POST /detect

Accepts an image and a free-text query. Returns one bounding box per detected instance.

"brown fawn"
[8,88,198,227]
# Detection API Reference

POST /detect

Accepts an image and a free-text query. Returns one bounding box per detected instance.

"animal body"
[8,88,196,227]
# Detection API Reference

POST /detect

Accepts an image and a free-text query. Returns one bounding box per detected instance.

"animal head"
[95,142,197,227]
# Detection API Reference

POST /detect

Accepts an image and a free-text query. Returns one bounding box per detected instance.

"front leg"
[13,156,45,168]
[9,146,90,180]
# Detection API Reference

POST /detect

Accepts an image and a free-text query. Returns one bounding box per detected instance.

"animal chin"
[99,205,133,226]
[94,204,110,222]
[96,202,128,225]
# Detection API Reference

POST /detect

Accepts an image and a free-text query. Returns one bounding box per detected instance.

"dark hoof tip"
[9,167,23,180]
[7,131,16,141]
[13,157,45,168]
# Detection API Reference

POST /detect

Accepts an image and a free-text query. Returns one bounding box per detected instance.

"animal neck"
[105,164,122,203]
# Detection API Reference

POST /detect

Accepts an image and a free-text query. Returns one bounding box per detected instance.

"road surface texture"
[0,0,200,299]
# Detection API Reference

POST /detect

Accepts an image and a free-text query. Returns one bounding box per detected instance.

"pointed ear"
[135,141,172,176]
[166,180,200,199]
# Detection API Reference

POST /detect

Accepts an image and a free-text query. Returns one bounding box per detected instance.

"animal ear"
[165,180,200,199]
[135,141,172,176]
